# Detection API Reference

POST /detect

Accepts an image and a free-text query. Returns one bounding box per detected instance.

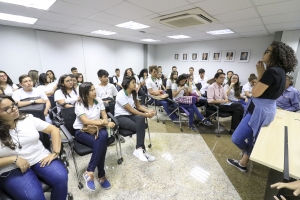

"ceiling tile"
[40,12,82,25]
[266,21,300,31]
[194,35,220,40]
[31,25,63,32]
[134,13,161,27]
[155,25,177,31]
[89,13,126,25]
[104,2,154,20]
[193,23,228,31]
[232,25,266,33]
[187,0,206,3]
[262,12,300,25]
[158,4,196,15]
[62,0,124,12]
[65,25,96,33]
[0,20,32,28]
[224,18,263,29]
[193,0,252,16]
[239,30,269,37]
[257,0,300,17]
[75,19,110,29]
[128,0,190,13]
[139,27,165,34]
[214,8,259,22]
[0,2,45,18]
[184,31,209,37]
[215,33,242,39]
[49,1,100,18]
[35,19,71,29]
[252,0,290,6]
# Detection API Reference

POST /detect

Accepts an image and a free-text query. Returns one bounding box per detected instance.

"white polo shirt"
[0,114,50,175]
[96,83,118,99]
[12,88,48,102]
[3,84,18,96]
[54,89,78,112]
[172,83,185,100]
[146,77,159,95]
[73,97,105,129]
[37,83,56,94]
[113,75,123,86]
[196,76,208,88]
[115,89,135,117]
[223,84,239,101]
[241,82,253,96]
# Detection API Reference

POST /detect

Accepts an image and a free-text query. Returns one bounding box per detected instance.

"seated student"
[187,75,207,108]
[73,82,115,191]
[113,68,123,91]
[12,75,52,124]
[115,76,156,162]
[276,75,300,112]
[224,71,233,85]
[71,67,78,75]
[76,73,84,86]
[54,74,78,113]
[166,71,178,90]
[0,87,4,95]
[0,71,18,96]
[138,69,148,94]
[146,65,179,122]
[200,78,215,97]
[28,70,39,88]
[168,66,177,79]
[217,69,223,73]
[207,72,244,134]
[157,66,166,79]
[46,70,57,84]
[0,95,68,200]
[69,74,79,94]
[241,74,257,98]
[96,69,118,105]
[196,68,208,88]
[223,74,248,108]
[157,72,166,91]
[172,74,212,131]
[37,73,57,97]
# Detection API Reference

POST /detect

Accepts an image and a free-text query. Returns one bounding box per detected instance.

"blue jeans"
[180,104,205,126]
[232,99,247,109]
[0,159,68,200]
[75,129,108,178]
[231,113,254,156]
[148,99,177,120]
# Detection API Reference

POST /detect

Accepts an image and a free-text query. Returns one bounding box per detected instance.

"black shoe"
[226,159,247,172]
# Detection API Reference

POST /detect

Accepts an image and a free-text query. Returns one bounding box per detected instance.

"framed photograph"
[190,52,198,62]
[174,53,179,61]
[238,51,251,62]
[200,52,209,62]
[224,51,235,62]
[212,52,221,62]
[182,53,188,62]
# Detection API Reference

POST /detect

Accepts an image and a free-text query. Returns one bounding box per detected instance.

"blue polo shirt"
[276,86,300,112]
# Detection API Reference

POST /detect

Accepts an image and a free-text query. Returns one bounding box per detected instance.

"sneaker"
[97,176,111,190]
[143,150,155,162]
[188,125,197,132]
[119,136,125,143]
[201,118,213,126]
[226,159,247,172]
[83,172,95,191]
[133,148,148,162]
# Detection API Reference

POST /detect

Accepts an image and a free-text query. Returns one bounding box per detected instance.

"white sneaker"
[133,148,148,162]
[144,151,155,162]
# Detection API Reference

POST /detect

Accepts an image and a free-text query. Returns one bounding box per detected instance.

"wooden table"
[250,109,300,179]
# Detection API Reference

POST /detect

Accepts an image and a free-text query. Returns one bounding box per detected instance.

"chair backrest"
[48,96,56,109]
[60,107,77,136]
[162,78,167,88]
[195,83,202,90]
[109,77,114,85]
[166,88,173,99]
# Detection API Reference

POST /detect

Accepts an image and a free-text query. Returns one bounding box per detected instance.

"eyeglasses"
[264,49,272,55]
[1,103,17,114]
[0,74,7,79]
[219,77,225,79]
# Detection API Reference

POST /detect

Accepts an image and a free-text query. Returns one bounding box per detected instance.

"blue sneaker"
[98,176,111,190]
[83,172,95,191]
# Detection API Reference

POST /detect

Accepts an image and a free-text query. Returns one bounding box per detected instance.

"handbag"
[81,125,104,139]
[175,96,196,105]
[151,93,169,100]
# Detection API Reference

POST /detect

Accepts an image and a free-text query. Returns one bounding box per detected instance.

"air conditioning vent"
[153,8,218,28]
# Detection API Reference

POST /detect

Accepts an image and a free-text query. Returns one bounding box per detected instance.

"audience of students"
[0,71,18,96]
[166,71,178,90]
[241,74,257,98]
[168,66,177,78]
[37,73,57,97]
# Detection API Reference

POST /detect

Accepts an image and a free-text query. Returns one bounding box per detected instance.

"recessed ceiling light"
[0,12,37,24]
[116,21,150,30]
[141,39,160,42]
[167,35,191,39]
[91,30,117,35]
[0,0,57,10]
[206,29,234,35]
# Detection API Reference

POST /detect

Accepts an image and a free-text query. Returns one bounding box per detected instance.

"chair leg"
[70,149,83,189]
[161,108,178,124]
[216,109,221,137]
[146,118,152,148]
[114,128,123,165]
[154,100,159,122]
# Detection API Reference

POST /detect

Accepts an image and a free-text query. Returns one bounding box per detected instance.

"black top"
[248,66,286,113]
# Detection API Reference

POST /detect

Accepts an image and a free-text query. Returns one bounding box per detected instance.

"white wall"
[147,44,156,66]
[154,36,274,85]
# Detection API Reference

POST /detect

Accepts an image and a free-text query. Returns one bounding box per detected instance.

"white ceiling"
[0,0,300,44]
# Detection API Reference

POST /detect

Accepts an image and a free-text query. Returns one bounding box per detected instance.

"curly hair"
[226,74,241,99]
[56,74,77,98]
[268,40,298,73]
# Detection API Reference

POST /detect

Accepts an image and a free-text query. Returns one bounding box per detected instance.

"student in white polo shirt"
[37,73,57,97]
[96,69,118,104]
[115,76,156,162]
[113,68,123,91]
[12,75,51,123]
[73,82,115,191]
[0,70,19,96]
[197,68,208,88]
[54,74,78,113]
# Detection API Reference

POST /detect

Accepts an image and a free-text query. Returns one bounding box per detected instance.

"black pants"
[138,88,146,105]
[208,102,244,130]
[116,115,146,149]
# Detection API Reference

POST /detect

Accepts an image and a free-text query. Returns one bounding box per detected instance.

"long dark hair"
[0,95,26,150]
[56,74,77,98]
[207,77,215,85]
[176,74,188,86]
[122,76,137,103]
[38,73,49,86]
[28,70,39,87]
[227,74,241,98]
[138,69,148,80]
[170,71,178,82]
[77,82,93,109]
[124,68,134,78]
[0,71,14,86]
[77,73,84,83]
[248,73,257,82]
[46,70,57,82]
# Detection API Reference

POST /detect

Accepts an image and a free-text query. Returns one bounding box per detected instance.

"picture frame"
[238,51,251,62]
[200,52,209,62]
[182,53,188,62]
[212,52,221,62]
[174,53,179,61]
[190,52,198,62]
[224,51,235,62]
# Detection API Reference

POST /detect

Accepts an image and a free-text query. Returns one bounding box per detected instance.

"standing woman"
[241,74,257,98]
[166,71,178,89]
[227,41,298,172]
[224,74,248,108]
[54,74,78,112]
[73,82,115,191]
[28,70,39,87]
[0,95,68,200]
[46,70,57,84]
[0,71,18,96]
[37,73,57,97]
[76,73,84,86]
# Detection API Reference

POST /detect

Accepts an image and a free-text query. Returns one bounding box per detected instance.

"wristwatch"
[30,100,35,104]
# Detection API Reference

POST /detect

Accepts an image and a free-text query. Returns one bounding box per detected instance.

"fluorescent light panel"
[0,0,56,10]
[141,39,160,42]
[91,30,117,35]
[0,12,37,24]
[206,29,234,35]
[116,21,149,30]
[167,35,191,39]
